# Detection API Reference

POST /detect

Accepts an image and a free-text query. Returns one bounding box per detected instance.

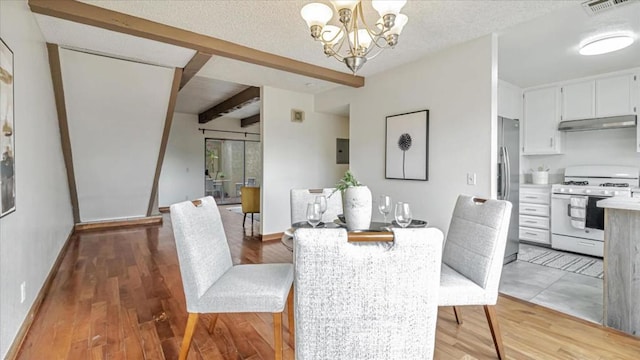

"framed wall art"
[385,109,429,181]
[1,38,15,217]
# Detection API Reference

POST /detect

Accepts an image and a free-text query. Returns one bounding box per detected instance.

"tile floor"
[500,245,603,324]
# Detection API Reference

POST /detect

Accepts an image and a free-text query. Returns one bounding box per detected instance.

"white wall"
[59,49,174,222]
[0,1,74,357]
[158,113,260,207]
[262,86,349,234]
[317,35,497,235]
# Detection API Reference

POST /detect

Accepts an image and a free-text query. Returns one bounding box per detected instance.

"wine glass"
[394,202,413,228]
[378,195,392,224]
[314,195,327,221]
[307,203,322,228]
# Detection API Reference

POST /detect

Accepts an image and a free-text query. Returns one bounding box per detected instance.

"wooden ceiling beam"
[199,86,260,124]
[180,52,212,90]
[28,0,365,88]
[241,114,260,128]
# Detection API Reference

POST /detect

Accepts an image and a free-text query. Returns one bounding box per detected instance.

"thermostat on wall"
[291,109,305,122]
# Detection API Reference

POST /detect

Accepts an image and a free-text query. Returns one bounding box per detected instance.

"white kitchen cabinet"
[519,185,551,245]
[523,86,562,155]
[561,81,595,121]
[596,74,636,117]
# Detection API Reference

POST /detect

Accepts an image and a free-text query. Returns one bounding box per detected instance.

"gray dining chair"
[170,196,294,360]
[290,188,343,224]
[293,227,444,359]
[439,195,512,360]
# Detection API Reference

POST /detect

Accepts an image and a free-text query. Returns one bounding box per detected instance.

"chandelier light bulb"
[371,0,406,17]
[349,29,373,50]
[579,35,634,56]
[388,13,408,35]
[301,3,334,28]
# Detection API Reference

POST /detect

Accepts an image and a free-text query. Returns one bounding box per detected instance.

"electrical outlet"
[467,172,476,185]
[20,282,26,304]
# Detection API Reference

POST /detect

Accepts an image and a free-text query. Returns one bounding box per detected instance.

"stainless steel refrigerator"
[498,116,520,264]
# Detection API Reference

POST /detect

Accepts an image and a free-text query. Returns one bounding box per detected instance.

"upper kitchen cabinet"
[596,74,636,117]
[561,73,638,120]
[561,81,595,121]
[523,86,563,155]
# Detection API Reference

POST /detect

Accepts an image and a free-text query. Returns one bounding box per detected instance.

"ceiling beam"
[28,0,365,88]
[199,87,260,124]
[241,114,260,128]
[180,52,212,90]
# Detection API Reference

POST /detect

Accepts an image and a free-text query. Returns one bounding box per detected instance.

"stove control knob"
[568,188,573,193]
[614,191,620,196]
[603,190,611,196]
[585,189,591,194]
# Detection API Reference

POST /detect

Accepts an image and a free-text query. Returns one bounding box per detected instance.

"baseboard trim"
[5,228,75,360]
[158,206,170,213]
[74,215,163,232]
[261,232,283,242]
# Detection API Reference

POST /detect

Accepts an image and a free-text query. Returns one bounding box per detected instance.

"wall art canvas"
[0,38,15,217]
[385,110,428,181]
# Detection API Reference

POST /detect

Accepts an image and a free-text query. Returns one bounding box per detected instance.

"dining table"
[281,218,429,251]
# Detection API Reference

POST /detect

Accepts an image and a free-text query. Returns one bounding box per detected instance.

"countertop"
[597,197,640,211]
[520,183,555,188]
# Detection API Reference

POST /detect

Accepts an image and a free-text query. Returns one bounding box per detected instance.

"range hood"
[558,115,637,132]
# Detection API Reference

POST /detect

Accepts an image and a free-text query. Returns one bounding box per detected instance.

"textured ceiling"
[78,0,578,77]
[499,1,640,88]
[34,14,195,68]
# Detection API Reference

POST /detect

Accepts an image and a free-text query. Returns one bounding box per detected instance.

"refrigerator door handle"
[502,146,511,201]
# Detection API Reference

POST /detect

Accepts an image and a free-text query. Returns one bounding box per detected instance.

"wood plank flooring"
[15,206,640,359]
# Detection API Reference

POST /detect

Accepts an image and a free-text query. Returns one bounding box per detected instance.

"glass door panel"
[205,138,260,205]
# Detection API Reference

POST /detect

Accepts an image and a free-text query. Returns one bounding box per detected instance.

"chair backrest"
[293,228,443,359]
[442,195,512,293]
[170,196,233,312]
[241,186,260,213]
[290,188,342,224]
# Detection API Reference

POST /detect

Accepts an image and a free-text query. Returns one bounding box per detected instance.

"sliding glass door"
[204,138,261,205]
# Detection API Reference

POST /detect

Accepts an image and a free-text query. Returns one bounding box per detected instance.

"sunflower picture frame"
[385,109,428,181]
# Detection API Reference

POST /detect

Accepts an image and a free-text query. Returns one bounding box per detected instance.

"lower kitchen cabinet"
[519,184,551,245]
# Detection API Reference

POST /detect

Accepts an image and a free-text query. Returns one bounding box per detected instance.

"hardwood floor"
[15,207,640,359]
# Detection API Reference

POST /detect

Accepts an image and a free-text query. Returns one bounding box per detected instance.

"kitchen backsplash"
[521,127,640,184]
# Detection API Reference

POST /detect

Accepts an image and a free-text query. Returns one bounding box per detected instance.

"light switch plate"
[467,172,476,185]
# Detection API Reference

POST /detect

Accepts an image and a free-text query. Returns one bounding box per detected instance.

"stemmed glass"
[394,202,413,228]
[307,202,322,228]
[314,195,327,222]
[378,195,392,224]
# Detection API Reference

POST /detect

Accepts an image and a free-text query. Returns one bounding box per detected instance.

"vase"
[343,186,372,230]
[532,171,549,185]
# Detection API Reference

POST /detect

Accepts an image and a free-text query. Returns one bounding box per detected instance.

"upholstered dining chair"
[240,186,260,231]
[439,195,512,360]
[170,196,294,360]
[290,188,342,224]
[294,227,444,359]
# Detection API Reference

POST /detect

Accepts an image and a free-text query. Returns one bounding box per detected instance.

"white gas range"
[551,165,639,257]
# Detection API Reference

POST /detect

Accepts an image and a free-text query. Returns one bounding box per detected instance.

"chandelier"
[301,0,408,75]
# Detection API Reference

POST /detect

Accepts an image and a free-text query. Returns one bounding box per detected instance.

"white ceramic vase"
[343,186,372,230]
[532,171,549,185]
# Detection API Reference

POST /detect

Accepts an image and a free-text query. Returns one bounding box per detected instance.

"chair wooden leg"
[273,312,283,360]
[179,313,199,360]
[453,306,463,325]
[208,313,219,334]
[287,287,295,346]
[251,213,254,235]
[243,213,247,228]
[484,305,505,360]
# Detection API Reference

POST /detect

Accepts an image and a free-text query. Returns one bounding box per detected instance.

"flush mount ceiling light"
[579,35,634,55]
[300,0,408,75]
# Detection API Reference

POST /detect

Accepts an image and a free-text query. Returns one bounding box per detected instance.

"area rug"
[518,244,603,279]
[226,206,260,222]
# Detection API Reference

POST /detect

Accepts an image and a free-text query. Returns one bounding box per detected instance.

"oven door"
[550,194,604,241]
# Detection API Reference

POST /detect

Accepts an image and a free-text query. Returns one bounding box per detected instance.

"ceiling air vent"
[582,0,631,16]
